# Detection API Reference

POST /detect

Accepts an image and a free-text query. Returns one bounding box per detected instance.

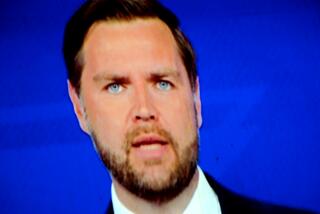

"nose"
[132,86,157,122]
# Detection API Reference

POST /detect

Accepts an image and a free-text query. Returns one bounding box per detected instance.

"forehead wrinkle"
[151,67,179,75]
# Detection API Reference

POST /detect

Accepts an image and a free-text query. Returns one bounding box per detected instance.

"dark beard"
[92,125,199,204]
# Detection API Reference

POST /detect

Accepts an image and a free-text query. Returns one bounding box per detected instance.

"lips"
[130,135,169,160]
[132,136,168,148]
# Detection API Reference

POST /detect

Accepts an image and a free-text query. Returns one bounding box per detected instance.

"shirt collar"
[183,166,221,214]
[111,166,221,214]
[111,183,134,214]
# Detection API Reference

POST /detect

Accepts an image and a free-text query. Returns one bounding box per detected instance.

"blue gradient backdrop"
[0,0,319,213]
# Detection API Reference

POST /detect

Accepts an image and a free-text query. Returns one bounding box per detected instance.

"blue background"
[0,0,319,213]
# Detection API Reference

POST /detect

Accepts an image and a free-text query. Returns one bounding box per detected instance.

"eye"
[106,83,123,94]
[156,80,172,91]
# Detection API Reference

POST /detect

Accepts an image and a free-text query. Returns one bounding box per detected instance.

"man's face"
[69,18,202,202]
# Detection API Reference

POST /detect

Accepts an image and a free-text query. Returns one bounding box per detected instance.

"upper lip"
[132,135,168,147]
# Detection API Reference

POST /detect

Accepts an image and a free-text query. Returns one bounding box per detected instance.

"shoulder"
[204,172,315,214]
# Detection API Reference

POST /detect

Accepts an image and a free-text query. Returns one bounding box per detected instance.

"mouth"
[130,135,170,159]
[132,137,168,148]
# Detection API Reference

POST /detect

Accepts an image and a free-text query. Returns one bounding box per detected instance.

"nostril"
[133,101,157,121]
[135,113,155,121]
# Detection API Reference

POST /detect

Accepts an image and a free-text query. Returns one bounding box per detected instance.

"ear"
[67,81,90,134]
[194,77,202,128]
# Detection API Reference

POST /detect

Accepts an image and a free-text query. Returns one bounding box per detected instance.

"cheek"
[159,95,197,142]
[84,96,130,149]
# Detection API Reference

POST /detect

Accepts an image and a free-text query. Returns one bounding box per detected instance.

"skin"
[68,18,202,213]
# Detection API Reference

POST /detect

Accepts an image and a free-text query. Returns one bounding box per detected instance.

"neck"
[113,169,199,214]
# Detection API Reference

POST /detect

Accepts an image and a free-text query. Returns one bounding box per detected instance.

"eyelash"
[103,80,174,92]
[104,82,124,93]
[156,80,173,89]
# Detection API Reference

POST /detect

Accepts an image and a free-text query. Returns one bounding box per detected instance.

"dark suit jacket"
[106,173,315,213]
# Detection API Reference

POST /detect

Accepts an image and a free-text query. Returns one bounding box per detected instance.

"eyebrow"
[92,68,181,83]
[93,73,130,84]
[148,69,181,82]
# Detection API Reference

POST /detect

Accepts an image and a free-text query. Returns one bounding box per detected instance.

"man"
[63,0,313,213]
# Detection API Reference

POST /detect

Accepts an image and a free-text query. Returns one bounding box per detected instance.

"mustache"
[124,125,176,151]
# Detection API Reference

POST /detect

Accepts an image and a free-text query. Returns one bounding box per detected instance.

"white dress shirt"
[111,166,221,214]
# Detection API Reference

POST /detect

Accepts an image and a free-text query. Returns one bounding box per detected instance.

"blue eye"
[157,81,171,91]
[107,83,123,94]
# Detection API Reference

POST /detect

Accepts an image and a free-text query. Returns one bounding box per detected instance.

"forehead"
[85,18,175,43]
[83,18,177,56]
[81,18,184,73]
